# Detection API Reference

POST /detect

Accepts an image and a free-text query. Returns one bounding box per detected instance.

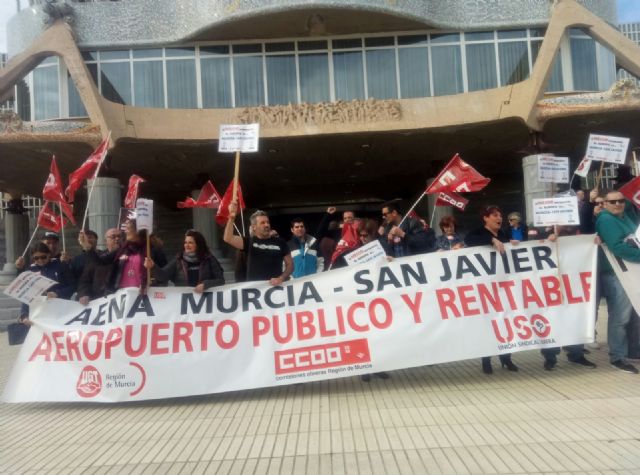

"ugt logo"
[492,314,551,343]
[76,365,102,398]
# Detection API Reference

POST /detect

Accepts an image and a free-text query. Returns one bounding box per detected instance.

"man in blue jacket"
[288,218,319,278]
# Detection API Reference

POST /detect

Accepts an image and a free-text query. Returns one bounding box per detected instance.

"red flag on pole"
[215,180,246,226]
[37,201,67,232]
[65,136,110,203]
[330,221,360,266]
[177,181,222,209]
[435,191,469,211]
[619,176,640,209]
[425,154,490,194]
[42,156,76,224]
[124,175,145,209]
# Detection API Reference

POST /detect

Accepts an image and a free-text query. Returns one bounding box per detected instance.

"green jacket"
[595,209,640,273]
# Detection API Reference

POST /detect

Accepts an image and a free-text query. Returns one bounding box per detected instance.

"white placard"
[135,198,153,233]
[344,240,387,267]
[219,124,260,153]
[636,224,640,244]
[585,134,630,164]
[537,155,570,183]
[532,197,580,226]
[3,272,57,305]
[574,157,592,178]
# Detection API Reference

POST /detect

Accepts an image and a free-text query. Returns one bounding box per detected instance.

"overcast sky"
[0,1,639,54]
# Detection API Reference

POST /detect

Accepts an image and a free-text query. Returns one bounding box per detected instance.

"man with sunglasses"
[380,202,435,258]
[596,190,640,374]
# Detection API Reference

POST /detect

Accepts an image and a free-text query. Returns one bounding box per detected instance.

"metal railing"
[0,193,43,221]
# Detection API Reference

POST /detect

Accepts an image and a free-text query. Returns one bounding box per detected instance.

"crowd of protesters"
[13,174,640,377]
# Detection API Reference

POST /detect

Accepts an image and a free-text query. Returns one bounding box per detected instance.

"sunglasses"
[359,233,369,237]
[594,201,604,206]
[606,199,626,205]
[32,255,48,261]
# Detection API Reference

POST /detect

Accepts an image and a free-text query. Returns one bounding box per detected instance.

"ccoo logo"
[76,365,102,398]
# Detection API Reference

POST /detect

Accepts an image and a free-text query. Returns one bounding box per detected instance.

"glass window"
[233,56,264,106]
[265,42,295,52]
[200,45,229,56]
[101,62,131,104]
[16,79,31,121]
[397,35,428,46]
[398,47,429,98]
[498,41,529,85]
[298,40,327,51]
[365,37,394,48]
[266,54,297,105]
[431,33,460,44]
[333,38,362,49]
[465,31,494,42]
[466,43,497,91]
[498,30,526,40]
[365,49,397,99]
[431,45,463,96]
[67,73,87,117]
[529,28,546,38]
[166,59,197,108]
[232,44,261,54]
[33,66,59,120]
[82,51,98,61]
[165,47,195,58]
[530,40,563,91]
[101,50,129,61]
[333,51,365,100]
[133,61,164,107]
[299,53,330,103]
[570,37,598,90]
[132,49,163,59]
[201,57,232,108]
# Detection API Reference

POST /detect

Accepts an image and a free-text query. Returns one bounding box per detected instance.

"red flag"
[425,154,490,194]
[124,175,145,209]
[177,181,222,209]
[215,181,246,226]
[37,201,66,233]
[42,156,76,225]
[620,176,640,209]
[435,191,469,211]
[65,136,109,202]
[330,221,360,266]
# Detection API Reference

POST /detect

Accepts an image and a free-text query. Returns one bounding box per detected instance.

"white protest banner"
[3,272,57,305]
[344,240,387,267]
[537,155,570,183]
[219,124,260,153]
[135,198,153,233]
[532,196,580,227]
[4,235,597,403]
[602,244,640,315]
[585,134,630,165]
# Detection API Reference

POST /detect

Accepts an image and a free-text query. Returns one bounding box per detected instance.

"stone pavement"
[1,310,640,474]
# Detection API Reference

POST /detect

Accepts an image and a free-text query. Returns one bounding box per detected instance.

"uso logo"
[492,314,551,343]
[76,365,102,398]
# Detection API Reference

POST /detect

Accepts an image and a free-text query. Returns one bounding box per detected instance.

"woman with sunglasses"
[144,229,224,293]
[17,242,74,326]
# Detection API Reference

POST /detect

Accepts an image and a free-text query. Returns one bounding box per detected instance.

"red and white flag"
[37,201,67,233]
[619,176,640,209]
[42,156,76,224]
[65,135,110,203]
[330,221,361,266]
[215,181,246,226]
[124,175,145,209]
[574,157,592,178]
[425,154,490,194]
[177,181,222,209]
[435,191,469,211]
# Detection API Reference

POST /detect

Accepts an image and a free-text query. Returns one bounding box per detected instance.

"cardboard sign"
[3,272,57,305]
[532,197,580,226]
[135,199,153,233]
[585,134,630,164]
[537,155,570,183]
[219,124,260,153]
[344,240,387,267]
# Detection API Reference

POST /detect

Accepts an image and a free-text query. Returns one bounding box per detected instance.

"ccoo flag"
[425,154,490,194]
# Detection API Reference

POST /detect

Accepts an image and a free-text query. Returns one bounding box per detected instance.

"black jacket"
[152,253,225,289]
[381,217,436,257]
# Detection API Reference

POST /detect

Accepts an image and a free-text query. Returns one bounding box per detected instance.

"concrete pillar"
[522,154,556,225]
[87,177,121,249]
[191,189,222,255]
[0,198,30,284]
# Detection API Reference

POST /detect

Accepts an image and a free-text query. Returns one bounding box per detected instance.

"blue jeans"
[601,272,634,363]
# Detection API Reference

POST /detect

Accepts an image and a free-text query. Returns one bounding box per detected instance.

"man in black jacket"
[380,202,435,257]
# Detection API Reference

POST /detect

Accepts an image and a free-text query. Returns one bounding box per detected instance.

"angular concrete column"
[87,178,121,249]
[522,154,556,225]
[0,198,30,284]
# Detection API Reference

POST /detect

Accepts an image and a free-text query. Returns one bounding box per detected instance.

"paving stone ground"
[1,306,639,474]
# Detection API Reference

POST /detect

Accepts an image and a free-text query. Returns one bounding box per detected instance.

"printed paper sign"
[574,157,592,178]
[538,155,570,183]
[3,236,597,403]
[585,134,630,164]
[219,124,260,153]
[532,197,580,226]
[344,240,387,267]
[3,272,57,305]
[135,199,153,233]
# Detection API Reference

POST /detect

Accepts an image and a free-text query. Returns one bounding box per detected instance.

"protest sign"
[602,244,640,315]
[532,197,580,227]
[219,124,260,153]
[344,240,387,267]
[135,199,153,233]
[4,235,596,403]
[537,155,569,183]
[3,272,57,305]
[585,134,630,165]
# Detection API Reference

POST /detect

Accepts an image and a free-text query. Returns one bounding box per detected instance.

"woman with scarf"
[144,229,224,292]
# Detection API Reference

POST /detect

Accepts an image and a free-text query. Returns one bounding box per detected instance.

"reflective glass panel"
[333,51,365,100]
[266,54,297,105]
[530,40,563,91]
[166,59,197,108]
[299,53,330,103]
[67,73,87,116]
[365,49,397,99]
[133,61,164,107]
[466,43,497,91]
[498,41,529,85]
[33,66,59,120]
[233,56,264,106]
[398,47,429,98]
[201,57,232,108]
[570,37,598,90]
[431,45,463,95]
[101,62,131,104]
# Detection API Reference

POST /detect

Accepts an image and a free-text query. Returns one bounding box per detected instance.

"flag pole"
[429,204,437,229]
[21,225,40,259]
[59,201,66,254]
[594,161,605,190]
[240,207,246,237]
[633,151,639,176]
[146,232,151,292]
[81,131,111,231]
[232,151,240,202]
[398,192,426,227]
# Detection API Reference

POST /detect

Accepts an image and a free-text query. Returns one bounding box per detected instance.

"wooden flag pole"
[398,192,426,227]
[232,151,240,202]
[146,233,151,292]
[633,151,639,177]
[594,161,606,190]
[21,225,40,259]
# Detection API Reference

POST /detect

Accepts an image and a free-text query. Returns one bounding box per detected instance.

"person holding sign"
[596,190,640,374]
[223,202,293,285]
[144,230,224,292]
[464,205,519,374]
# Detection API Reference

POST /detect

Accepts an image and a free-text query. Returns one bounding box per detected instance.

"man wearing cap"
[15,231,68,270]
